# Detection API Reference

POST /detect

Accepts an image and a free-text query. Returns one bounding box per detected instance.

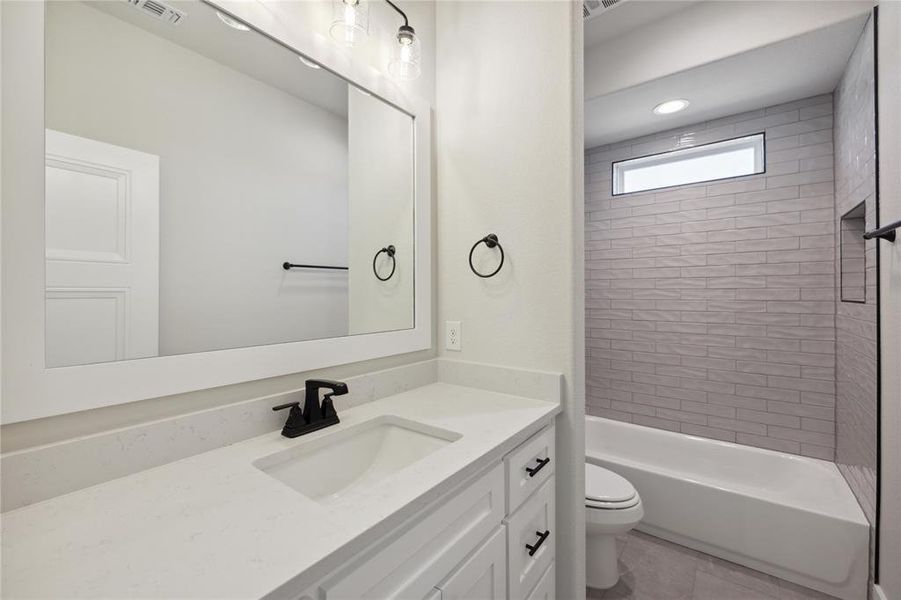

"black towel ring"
[469,234,504,278]
[372,245,397,281]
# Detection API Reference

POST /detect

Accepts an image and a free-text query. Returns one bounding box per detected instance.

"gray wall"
[585,95,837,458]
[834,13,878,541]
[876,2,901,595]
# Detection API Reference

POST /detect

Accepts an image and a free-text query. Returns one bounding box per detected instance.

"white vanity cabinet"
[321,464,506,599]
[505,477,555,600]
[503,426,556,600]
[297,423,556,600]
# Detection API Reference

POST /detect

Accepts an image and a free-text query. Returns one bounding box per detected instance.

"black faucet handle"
[272,401,301,412]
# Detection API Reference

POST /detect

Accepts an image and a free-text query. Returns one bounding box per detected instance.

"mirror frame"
[0,1,432,424]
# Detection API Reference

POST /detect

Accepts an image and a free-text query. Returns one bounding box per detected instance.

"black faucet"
[272,379,348,438]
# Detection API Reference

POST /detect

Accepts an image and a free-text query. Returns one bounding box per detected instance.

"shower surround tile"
[585,94,836,459]
[833,14,878,586]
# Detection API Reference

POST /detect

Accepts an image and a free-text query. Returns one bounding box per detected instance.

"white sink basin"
[253,415,461,505]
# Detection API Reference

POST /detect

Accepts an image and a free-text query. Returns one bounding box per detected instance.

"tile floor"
[586,531,837,600]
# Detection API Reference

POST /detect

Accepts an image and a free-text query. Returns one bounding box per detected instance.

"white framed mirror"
[1,0,432,423]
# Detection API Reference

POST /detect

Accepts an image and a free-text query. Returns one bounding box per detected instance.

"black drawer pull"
[525,530,550,556]
[525,457,550,478]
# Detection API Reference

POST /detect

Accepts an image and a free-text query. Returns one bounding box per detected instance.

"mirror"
[43,0,414,368]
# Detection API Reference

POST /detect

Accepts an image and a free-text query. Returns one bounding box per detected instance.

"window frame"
[611,133,767,196]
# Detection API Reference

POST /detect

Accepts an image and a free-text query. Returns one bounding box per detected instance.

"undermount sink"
[253,415,462,505]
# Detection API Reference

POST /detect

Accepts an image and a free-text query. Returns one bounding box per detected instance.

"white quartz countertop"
[1,383,560,599]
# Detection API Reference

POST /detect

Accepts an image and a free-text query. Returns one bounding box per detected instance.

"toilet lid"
[586,496,641,510]
[585,463,636,503]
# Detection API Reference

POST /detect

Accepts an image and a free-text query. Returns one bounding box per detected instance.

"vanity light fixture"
[330,0,369,47]
[216,10,250,32]
[385,0,421,81]
[653,99,690,115]
[298,56,322,70]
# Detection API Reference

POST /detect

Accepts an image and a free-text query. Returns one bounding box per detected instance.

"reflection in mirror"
[44,0,414,368]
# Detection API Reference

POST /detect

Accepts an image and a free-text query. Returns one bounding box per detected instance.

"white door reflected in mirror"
[45,130,160,367]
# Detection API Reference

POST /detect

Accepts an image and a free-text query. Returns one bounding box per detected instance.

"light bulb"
[388,25,421,81]
[343,3,356,27]
[653,99,690,115]
[330,0,369,47]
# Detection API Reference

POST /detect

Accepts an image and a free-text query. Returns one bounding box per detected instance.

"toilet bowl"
[585,462,643,590]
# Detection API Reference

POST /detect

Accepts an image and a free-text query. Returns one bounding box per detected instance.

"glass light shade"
[330,0,369,47]
[388,29,421,81]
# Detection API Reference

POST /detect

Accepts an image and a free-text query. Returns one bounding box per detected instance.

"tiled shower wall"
[834,17,877,525]
[585,95,837,459]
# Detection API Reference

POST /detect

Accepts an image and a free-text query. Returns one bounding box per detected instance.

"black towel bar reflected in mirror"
[283,262,348,271]
[469,233,505,278]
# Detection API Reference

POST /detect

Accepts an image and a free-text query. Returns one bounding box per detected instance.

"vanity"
[1,378,560,599]
[1,1,568,597]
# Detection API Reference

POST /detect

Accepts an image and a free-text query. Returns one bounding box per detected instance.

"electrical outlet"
[445,321,462,351]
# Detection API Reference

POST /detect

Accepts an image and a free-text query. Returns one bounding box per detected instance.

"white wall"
[435,2,584,597]
[347,90,415,335]
[585,1,872,101]
[877,2,901,597]
[45,1,350,355]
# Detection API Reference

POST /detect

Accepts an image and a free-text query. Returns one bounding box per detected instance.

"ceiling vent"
[124,0,186,25]
[583,0,627,21]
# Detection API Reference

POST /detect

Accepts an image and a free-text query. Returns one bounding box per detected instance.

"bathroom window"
[612,133,765,195]
[840,203,867,303]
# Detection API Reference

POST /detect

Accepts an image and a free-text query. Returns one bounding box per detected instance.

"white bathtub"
[585,416,869,600]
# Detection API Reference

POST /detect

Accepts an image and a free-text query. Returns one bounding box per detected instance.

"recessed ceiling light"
[216,11,250,31]
[653,99,690,115]
[298,56,321,70]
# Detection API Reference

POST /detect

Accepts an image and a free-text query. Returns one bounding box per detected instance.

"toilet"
[585,462,644,589]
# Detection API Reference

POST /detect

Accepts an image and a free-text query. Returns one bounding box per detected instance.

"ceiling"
[584,13,869,148]
[584,0,700,49]
[86,0,350,117]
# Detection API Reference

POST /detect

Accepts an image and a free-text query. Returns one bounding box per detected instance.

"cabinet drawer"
[505,476,555,600]
[524,562,555,600]
[323,464,505,599]
[505,425,555,514]
[435,526,507,600]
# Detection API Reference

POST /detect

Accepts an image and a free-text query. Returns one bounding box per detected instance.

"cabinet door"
[323,464,505,599]
[524,563,555,600]
[437,527,507,600]
[506,476,555,600]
